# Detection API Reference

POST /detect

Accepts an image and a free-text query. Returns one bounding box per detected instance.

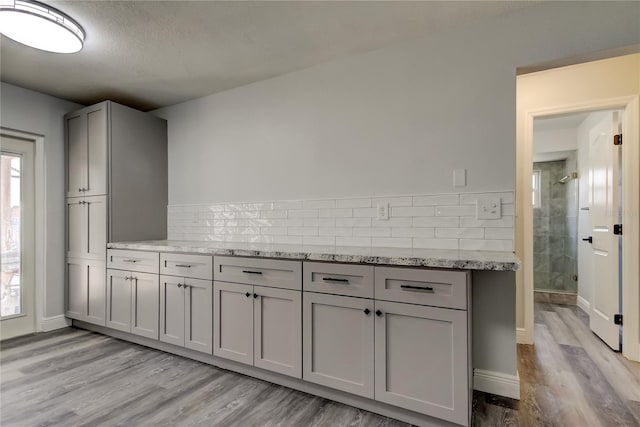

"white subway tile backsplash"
[336,217,372,227]
[304,218,336,227]
[391,206,435,217]
[372,237,412,248]
[288,209,319,218]
[353,227,392,237]
[485,227,514,240]
[413,217,459,228]
[413,238,459,250]
[413,194,460,206]
[319,208,352,218]
[319,227,353,237]
[336,237,371,247]
[435,228,484,239]
[288,227,318,236]
[303,236,336,246]
[168,191,514,252]
[392,227,435,238]
[460,239,514,251]
[336,198,372,208]
[435,205,475,217]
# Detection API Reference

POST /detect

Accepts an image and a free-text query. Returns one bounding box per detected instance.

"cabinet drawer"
[214,256,301,290]
[107,249,159,274]
[303,262,373,298]
[161,253,213,280]
[374,267,468,310]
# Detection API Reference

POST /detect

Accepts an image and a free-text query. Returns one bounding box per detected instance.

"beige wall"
[516,54,640,344]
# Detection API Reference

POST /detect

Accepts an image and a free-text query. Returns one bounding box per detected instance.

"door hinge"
[614,224,623,235]
[614,314,623,325]
[614,134,622,146]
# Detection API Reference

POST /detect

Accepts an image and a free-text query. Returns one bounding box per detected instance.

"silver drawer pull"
[175,264,192,268]
[242,270,263,275]
[322,277,349,284]
[400,284,434,293]
[123,259,139,263]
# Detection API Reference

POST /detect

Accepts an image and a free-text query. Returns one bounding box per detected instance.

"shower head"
[559,172,578,184]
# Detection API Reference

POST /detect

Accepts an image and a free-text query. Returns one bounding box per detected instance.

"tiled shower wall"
[167,191,514,252]
[533,159,578,293]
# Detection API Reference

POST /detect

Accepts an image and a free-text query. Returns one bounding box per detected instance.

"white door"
[0,135,35,339]
[184,278,213,354]
[213,281,253,365]
[589,112,621,351]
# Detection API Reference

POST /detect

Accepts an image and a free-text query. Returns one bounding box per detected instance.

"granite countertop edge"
[107,240,521,272]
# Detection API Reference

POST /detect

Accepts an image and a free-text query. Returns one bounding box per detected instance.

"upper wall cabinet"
[66,103,108,198]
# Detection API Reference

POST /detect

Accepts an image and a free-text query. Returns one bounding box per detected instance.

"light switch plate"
[453,169,466,187]
[476,197,501,219]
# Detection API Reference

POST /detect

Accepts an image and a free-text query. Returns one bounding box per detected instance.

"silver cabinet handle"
[400,284,434,293]
[175,264,192,268]
[123,259,139,263]
[322,277,350,284]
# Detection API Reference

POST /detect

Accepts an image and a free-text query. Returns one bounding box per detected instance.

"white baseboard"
[474,369,520,400]
[40,315,71,332]
[577,295,590,313]
[516,327,532,344]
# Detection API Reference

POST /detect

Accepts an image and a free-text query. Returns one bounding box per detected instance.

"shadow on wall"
[533,154,578,293]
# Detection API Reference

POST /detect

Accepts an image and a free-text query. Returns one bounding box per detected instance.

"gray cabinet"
[374,300,469,426]
[303,292,374,398]
[213,280,302,378]
[66,195,107,260]
[106,269,159,339]
[160,275,213,354]
[65,101,167,325]
[65,258,106,326]
[65,104,108,198]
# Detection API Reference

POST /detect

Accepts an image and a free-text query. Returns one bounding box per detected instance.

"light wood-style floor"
[1,304,639,426]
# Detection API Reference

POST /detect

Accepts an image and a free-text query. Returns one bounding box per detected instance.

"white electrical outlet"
[377,203,389,220]
[476,197,501,220]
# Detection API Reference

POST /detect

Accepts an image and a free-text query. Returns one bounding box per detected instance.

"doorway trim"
[519,95,640,361]
[1,127,47,335]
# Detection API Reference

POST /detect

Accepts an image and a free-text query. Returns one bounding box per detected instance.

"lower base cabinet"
[303,292,374,398]
[159,275,213,354]
[213,281,302,378]
[66,258,106,326]
[106,269,159,339]
[374,300,469,426]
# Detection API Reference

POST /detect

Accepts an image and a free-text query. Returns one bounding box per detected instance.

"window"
[532,170,541,208]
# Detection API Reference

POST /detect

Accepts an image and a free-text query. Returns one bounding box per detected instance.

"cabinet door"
[66,112,87,198]
[213,281,253,365]
[184,278,213,354]
[106,269,132,332]
[85,105,108,196]
[85,260,106,326]
[66,258,87,321]
[66,199,85,259]
[131,272,159,339]
[159,276,185,346]
[253,286,302,378]
[374,301,469,426]
[303,293,374,397]
[86,195,107,259]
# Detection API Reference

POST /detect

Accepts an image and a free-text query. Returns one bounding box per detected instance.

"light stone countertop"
[107,240,521,271]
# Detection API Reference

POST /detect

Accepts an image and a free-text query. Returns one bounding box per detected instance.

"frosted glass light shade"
[0,0,84,53]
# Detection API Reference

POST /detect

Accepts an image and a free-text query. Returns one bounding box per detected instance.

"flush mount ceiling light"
[0,0,84,53]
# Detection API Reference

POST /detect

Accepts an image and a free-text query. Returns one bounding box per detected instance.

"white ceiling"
[0,1,537,111]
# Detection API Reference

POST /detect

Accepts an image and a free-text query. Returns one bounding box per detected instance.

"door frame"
[1,127,45,335]
[519,95,640,361]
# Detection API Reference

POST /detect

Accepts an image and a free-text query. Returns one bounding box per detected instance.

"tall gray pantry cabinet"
[65,101,167,325]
